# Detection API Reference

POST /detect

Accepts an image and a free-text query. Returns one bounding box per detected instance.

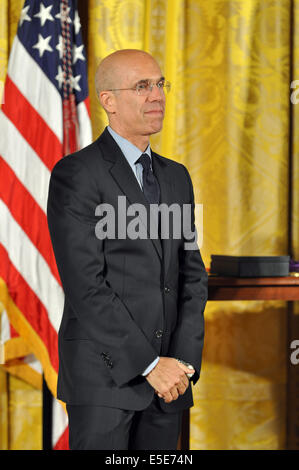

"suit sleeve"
[167,164,208,385]
[47,156,158,387]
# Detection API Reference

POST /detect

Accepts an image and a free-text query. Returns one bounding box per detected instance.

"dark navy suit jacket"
[47,127,208,413]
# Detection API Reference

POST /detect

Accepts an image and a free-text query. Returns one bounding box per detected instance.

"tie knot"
[136,153,151,172]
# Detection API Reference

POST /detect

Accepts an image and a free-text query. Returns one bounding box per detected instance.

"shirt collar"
[107,126,151,168]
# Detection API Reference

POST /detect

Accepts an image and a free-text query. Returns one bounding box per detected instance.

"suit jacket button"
[155,330,163,339]
[164,286,170,293]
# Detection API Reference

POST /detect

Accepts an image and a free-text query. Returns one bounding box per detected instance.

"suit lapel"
[96,129,163,261]
[152,152,174,278]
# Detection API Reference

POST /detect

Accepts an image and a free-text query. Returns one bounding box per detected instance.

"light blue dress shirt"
[107,125,152,189]
[107,126,160,377]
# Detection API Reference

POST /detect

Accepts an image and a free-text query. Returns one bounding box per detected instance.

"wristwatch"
[176,359,195,379]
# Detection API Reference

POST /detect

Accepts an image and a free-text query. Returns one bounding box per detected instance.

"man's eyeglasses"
[107,79,171,96]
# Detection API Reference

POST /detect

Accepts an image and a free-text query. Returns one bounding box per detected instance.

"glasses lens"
[136,81,150,95]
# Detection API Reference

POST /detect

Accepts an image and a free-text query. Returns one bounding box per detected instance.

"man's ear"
[99,91,116,114]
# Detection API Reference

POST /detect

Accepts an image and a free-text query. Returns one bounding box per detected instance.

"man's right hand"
[145,357,194,403]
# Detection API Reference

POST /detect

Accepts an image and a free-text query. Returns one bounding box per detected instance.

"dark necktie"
[136,153,160,205]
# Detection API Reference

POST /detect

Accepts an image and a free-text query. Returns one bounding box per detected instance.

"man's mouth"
[144,109,164,115]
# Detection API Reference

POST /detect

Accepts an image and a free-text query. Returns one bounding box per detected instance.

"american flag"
[0,0,92,449]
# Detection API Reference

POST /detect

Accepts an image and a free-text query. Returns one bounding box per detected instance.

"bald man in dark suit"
[47,49,208,450]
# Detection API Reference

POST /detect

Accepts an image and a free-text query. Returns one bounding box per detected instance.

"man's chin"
[146,120,164,135]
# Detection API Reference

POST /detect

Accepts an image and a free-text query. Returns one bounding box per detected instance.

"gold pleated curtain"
[1,0,298,450]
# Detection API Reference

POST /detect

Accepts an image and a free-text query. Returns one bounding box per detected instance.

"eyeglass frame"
[106,77,171,96]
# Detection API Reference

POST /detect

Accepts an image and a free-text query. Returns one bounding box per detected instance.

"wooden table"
[208,275,299,301]
[179,275,299,450]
